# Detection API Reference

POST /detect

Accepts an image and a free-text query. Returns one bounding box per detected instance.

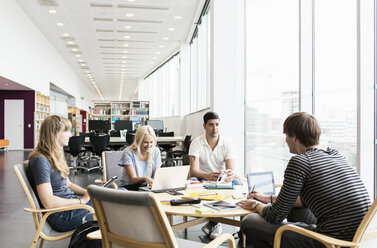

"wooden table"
[158,186,252,232]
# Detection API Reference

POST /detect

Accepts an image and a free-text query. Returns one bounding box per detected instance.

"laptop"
[246,171,276,195]
[139,166,190,193]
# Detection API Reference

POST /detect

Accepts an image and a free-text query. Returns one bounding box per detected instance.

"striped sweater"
[262,147,371,241]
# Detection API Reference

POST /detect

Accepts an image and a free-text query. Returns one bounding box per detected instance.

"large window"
[245,0,299,184]
[245,0,371,184]
[190,2,210,112]
[139,54,180,118]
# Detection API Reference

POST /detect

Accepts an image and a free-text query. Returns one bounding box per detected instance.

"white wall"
[0,0,94,111]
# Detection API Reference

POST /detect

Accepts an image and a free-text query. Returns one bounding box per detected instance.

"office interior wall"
[0,0,93,112]
[0,90,35,148]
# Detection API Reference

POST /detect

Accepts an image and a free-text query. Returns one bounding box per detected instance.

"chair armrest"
[95,179,105,184]
[273,224,359,248]
[204,233,236,248]
[24,204,94,214]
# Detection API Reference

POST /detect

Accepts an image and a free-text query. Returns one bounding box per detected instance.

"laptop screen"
[246,172,275,195]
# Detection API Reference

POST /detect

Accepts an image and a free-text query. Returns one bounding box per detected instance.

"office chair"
[157,131,176,155]
[13,162,94,248]
[87,185,236,248]
[94,151,123,189]
[274,198,377,248]
[89,134,110,171]
[67,135,85,174]
[166,135,192,166]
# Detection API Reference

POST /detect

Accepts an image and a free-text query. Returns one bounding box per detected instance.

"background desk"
[84,136,186,144]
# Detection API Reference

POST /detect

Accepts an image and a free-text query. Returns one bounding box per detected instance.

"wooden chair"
[87,185,236,248]
[95,150,123,188]
[13,162,95,248]
[274,198,377,248]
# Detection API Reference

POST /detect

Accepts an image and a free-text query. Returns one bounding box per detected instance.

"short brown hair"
[283,112,321,147]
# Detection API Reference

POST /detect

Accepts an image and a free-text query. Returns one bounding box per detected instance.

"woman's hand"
[247,191,270,204]
[144,176,154,187]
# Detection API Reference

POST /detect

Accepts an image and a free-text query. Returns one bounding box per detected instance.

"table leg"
[183,216,188,235]
[167,214,173,226]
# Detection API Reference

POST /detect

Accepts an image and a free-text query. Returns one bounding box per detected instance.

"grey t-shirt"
[117,147,162,186]
[29,156,74,207]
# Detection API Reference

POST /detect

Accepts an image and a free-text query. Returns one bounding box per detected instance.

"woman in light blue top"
[118,125,162,190]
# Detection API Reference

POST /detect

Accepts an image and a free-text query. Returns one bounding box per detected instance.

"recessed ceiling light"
[79,59,84,62]
[49,9,56,14]
[75,54,81,57]
[71,48,78,52]
[123,44,129,47]
[85,70,90,73]
[63,33,70,37]
[56,22,64,27]
[123,50,128,53]
[124,35,130,39]
[174,16,182,20]
[163,37,169,40]
[168,27,175,31]
[126,13,134,17]
[159,45,164,48]
[122,56,128,58]
[67,41,74,45]
[155,51,160,54]
[81,64,86,66]
[124,25,132,29]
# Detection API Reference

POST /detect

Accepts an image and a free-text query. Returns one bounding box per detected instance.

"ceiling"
[14,0,201,100]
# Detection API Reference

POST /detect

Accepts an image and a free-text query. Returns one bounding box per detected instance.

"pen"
[251,185,255,193]
[199,193,218,196]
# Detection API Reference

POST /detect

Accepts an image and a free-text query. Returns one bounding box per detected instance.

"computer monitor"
[114,120,133,131]
[146,120,164,132]
[88,120,110,133]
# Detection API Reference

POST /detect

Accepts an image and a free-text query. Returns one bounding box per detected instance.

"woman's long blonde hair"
[29,115,71,178]
[128,125,157,166]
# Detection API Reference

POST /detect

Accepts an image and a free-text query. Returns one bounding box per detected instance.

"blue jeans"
[47,200,93,232]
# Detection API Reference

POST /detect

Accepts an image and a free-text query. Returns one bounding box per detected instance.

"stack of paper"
[203,181,234,189]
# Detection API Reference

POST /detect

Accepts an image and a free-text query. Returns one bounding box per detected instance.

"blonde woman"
[28,115,92,232]
[118,125,162,190]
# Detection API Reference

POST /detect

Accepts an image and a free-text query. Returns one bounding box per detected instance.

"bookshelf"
[91,100,149,130]
[35,92,50,146]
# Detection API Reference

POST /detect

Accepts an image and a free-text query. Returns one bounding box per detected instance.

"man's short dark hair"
[283,112,321,147]
[203,111,220,124]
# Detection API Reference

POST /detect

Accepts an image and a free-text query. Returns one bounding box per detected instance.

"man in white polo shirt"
[189,111,239,239]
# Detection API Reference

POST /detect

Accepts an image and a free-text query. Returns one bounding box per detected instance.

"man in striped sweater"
[238,112,371,248]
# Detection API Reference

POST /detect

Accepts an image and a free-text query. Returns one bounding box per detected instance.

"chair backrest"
[183,135,192,154]
[126,132,135,146]
[87,185,178,248]
[353,198,377,246]
[102,151,123,186]
[90,134,110,156]
[158,131,174,137]
[68,136,84,157]
[13,162,53,235]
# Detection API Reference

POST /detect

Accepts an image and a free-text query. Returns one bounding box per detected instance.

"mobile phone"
[102,176,118,188]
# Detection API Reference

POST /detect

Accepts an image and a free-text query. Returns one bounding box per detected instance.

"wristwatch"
[251,201,259,211]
